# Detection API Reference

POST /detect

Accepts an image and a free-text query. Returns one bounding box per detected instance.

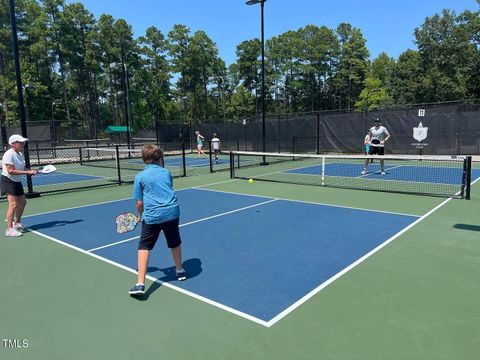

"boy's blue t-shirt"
[133,164,180,224]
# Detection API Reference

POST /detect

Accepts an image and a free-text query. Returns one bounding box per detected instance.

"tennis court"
[1,157,480,359]
[20,188,420,325]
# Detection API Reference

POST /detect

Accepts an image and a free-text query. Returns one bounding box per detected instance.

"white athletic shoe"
[360,169,366,175]
[381,171,386,176]
[5,228,22,237]
[13,223,24,232]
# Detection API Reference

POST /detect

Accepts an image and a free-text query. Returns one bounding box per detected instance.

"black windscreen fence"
[156,103,480,155]
[4,102,480,155]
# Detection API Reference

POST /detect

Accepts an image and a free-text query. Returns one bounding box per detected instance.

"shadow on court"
[132,258,202,301]
[27,219,84,230]
[453,224,480,232]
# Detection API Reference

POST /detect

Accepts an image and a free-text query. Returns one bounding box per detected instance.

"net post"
[79,147,83,165]
[182,141,187,177]
[465,156,472,200]
[25,191,40,198]
[261,155,268,165]
[36,142,40,164]
[115,145,121,185]
[229,151,234,179]
[316,113,320,154]
[23,144,34,194]
[209,139,213,173]
[291,136,296,161]
[25,143,40,197]
[321,155,325,186]
[155,120,160,146]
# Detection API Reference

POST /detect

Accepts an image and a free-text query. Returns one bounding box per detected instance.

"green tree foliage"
[389,50,423,104]
[333,23,370,110]
[370,52,395,86]
[137,26,171,127]
[355,76,390,111]
[0,0,479,136]
[414,9,477,102]
[167,25,224,122]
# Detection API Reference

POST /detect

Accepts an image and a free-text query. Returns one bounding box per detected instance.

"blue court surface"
[21,171,102,186]
[22,188,419,324]
[287,162,480,184]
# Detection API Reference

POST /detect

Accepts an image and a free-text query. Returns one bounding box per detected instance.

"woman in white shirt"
[1,135,38,237]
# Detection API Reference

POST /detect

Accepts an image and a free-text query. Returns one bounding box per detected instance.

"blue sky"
[67,0,479,65]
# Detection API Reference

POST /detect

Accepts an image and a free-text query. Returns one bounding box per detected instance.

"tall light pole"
[23,83,34,124]
[246,0,267,157]
[110,61,131,147]
[9,0,37,196]
[0,103,7,150]
[51,100,59,146]
[181,96,192,150]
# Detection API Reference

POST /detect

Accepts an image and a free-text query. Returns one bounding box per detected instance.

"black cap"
[374,118,381,122]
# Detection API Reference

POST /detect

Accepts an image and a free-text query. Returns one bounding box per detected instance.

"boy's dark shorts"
[368,146,384,155]
[1,175,24,196]
[138,217,182,251]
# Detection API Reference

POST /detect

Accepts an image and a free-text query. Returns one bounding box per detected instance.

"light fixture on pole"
[246,0,267,161]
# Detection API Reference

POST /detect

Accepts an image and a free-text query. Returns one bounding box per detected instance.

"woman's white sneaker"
[6,228,23,237]
[13,223,24,232]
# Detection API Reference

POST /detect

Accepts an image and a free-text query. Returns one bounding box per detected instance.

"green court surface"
[1,170,480,360]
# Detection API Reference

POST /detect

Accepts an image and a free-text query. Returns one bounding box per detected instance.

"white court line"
[88,235,140,253]
[87,198,278,252]
[265,194,454,327]
[28,229,269,327]
[357,163,464,186]
[265,175,480,326]
[357,164,403,178]
[194,187,420,218]
[21,178,240,219]
[21,174,479,327]
[194,178,239,188]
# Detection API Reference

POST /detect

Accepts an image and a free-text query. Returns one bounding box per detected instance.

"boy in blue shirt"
[129,144,186,296]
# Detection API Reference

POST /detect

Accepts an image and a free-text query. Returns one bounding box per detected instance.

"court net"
[63,138,110,147]
[80,146,186,178]
[230,151,472,199]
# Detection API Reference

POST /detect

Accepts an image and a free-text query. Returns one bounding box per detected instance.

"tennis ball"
[248,178,254,184]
